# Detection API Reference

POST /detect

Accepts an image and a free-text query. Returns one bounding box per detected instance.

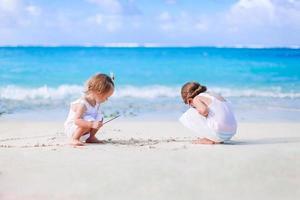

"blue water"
[0,47,300,121]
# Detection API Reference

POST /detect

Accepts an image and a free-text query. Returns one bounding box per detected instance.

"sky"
[0,0,300,47]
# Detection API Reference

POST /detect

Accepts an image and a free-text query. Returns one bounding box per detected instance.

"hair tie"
[110,72,115,81]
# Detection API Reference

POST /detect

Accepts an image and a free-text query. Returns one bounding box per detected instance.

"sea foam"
[1,85,300,101]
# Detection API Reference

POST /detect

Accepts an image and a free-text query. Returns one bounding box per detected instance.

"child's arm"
[73,104,101,129]
[74,104,102,129]
[73,104,92,128]
[74,104,103,129]
[192,96,209,117]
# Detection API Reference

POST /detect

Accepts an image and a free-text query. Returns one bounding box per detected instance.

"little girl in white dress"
[180,82,237,144]
[64,73,114,146]
[64,97,103,142]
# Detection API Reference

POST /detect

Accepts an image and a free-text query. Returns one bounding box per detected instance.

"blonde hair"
[181,82,207,104]
[85,73,114,95]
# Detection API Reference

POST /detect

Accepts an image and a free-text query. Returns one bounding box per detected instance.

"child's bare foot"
[71,139,84,146]
[192,138,221,144]
[86,136,103,144]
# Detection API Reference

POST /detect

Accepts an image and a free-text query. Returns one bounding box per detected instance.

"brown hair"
[85,73,114,95]
[181,82,207,104]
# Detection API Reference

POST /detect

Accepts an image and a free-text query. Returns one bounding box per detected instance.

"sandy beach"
[1,0,300,199]
[0,119,299,200]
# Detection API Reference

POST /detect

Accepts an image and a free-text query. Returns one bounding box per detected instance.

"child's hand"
[199,109,209,117]
[91,121,103,129]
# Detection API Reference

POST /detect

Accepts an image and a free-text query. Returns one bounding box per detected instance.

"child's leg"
[180,108,222,144]
[86,128,103,143]
[72,127,91,146]
[192,138,222,144]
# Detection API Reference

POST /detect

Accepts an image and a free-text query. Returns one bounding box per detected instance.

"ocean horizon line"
[0,44,300,49]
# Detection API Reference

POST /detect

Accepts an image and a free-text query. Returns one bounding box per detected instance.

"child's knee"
[93,127,101,131]
[77,127,91,133]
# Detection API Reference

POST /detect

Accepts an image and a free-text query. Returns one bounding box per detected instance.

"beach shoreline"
[0,119,299,200]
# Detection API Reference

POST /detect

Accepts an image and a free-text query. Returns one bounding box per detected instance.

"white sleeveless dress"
[179,92,237,142]
[64,97,103,141]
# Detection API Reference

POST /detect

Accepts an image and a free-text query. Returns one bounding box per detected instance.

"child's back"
[198,92,237,141]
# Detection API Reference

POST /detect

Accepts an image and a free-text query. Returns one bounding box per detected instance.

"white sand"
[0,119,299,200]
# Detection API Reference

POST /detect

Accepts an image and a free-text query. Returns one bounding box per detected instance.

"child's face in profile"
[94,88,114,103]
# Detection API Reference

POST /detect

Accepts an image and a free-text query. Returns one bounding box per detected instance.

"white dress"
[179,92,237,142]
[64,97,103,141]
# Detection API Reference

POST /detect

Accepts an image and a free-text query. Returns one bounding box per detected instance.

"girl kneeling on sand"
[180,82,237,144]
[64,73,114,146]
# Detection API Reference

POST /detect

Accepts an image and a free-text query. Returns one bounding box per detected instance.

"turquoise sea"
[0,47,299,121]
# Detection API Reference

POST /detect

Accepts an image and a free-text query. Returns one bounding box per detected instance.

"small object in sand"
[166,138,176,142]
[1,144,12,148]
